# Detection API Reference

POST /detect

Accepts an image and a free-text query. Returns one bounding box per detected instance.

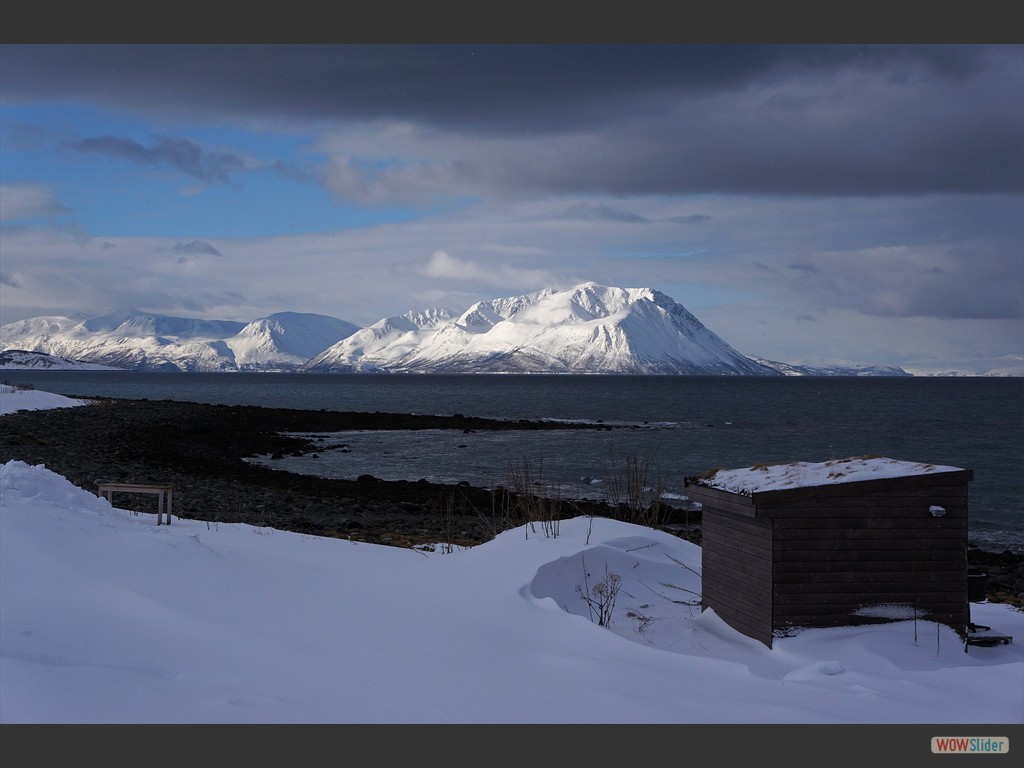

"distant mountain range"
[751,358,912,377]
[0,282,918,376]
[0,310,359,372]
[0,349,118,371]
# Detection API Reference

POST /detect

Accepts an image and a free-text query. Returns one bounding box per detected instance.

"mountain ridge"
[302,283,779,375]
[0,282,919,376]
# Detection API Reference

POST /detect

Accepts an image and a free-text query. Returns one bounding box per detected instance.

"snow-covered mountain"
[227,312,361,370]
[300,309,457,372]
[754,359,913,377]
[0,311,359,372]
[904,355,1024,378]
[3,284,951,376]
[304,282,780,375]
[0,349,119,371]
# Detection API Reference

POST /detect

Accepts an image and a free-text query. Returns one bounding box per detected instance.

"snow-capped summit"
[0,310,359,372]
[303,308,456,372]
[304,282,779,375]
[227,312,361,369]
[79,309,246,340]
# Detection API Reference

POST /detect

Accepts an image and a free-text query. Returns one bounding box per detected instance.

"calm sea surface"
[6,371,1023,554]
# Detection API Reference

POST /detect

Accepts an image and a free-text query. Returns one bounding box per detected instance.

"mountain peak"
[304,283,780,375]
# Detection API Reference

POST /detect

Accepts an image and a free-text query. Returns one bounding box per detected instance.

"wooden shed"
[686,456,973,647]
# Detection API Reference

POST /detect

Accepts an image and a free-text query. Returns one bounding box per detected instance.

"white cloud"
[0,183,69,220]
[422,250,486,280]
[420,250,560,295]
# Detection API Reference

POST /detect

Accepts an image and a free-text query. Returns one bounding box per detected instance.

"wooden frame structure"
[97,483,173,525]
[687,462,973,647]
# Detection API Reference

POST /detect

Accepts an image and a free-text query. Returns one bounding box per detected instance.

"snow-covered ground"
[0,383,92,413]
[1,387,1022,732]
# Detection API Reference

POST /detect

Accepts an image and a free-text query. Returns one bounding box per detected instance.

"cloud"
[66,134,249,185]
[305,45,1019,200]
[172,240,222,256]
[320,154,464,206]
[756,244,1023,321]
[9,45,1015,201]
[563,203,648,223]
[0,183,70,220]
[1,45,1007,134]
[420,250,559,293]
[423,251,485,281]
[271,159,317,183]
[669,214,711,225]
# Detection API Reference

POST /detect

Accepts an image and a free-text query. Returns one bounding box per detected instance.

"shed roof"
[695,456,966,497]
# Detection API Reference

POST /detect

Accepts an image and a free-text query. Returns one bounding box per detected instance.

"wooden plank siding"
[755,487,971,512]
[685,484,757,518]
[698,505,775,646]
[688,469,972,647]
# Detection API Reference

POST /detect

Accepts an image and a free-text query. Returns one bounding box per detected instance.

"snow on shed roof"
[696,456,966,496]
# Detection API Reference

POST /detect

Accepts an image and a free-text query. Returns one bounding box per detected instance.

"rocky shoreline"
[2,395,1021,609]
[0,396,625,546]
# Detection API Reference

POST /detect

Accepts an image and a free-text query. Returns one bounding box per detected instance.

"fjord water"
[7,371,1023,553]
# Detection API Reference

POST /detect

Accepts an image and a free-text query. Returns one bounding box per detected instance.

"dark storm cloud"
[0,44,798,132]
[4,44,1020,198]
[65,135,248,184]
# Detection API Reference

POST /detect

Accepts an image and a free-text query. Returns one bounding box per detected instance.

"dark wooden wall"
[699,504,774,647]
[690,471,971,647]
[763,478,969,636]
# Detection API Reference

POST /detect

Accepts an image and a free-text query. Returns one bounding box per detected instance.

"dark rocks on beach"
[0,397,619,549]
[2,395,1021,610]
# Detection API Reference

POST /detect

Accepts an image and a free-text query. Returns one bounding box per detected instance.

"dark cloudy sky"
[1,43,1021,373]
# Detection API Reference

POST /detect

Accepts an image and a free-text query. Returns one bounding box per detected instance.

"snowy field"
[1,386,1021,758]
